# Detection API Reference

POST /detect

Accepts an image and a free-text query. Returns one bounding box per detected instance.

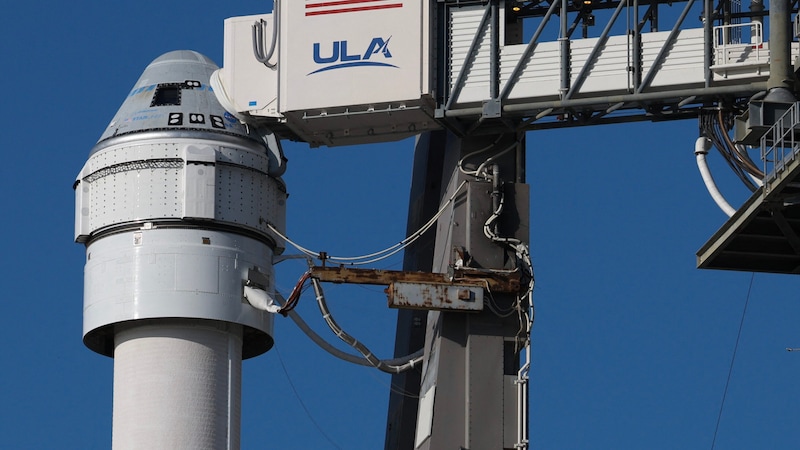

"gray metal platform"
[698,115,800,273]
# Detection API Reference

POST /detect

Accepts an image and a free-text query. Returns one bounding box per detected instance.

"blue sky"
[2,1,800,449]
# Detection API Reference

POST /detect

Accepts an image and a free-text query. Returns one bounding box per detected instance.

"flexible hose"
[285,308,424,369]
[695,137,737,217]
[310,278,423,374]
[252,0,279,69]
[243,284,423,370]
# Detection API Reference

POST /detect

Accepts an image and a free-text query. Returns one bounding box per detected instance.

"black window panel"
[151,85,181,106]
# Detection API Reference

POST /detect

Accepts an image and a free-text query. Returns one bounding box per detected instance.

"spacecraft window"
[151,84,181,107]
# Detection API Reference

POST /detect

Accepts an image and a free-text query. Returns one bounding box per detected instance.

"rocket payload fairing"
[74,50,286,449]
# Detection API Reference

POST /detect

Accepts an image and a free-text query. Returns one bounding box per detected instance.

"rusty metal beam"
[308,266,521,294]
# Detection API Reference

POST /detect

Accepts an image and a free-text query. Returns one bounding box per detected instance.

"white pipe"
[112,321,243,450]
[695,137,737,217]
[747,169,763,188]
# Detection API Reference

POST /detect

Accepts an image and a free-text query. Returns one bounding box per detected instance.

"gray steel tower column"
[409,132,530,450]
[385,131,447,450]
[766,0,796,94]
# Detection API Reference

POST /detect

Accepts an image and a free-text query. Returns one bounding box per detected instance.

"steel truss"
[435,0,792,135]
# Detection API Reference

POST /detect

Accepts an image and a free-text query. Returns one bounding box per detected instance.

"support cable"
[710,272,755,450]
[273,345,344,450]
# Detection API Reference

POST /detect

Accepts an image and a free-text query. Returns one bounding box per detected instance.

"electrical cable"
[482,174,534,297]
[278,271,311,315]
[700,110,761,192]
[266,180,469,266]
[458,135,505,177]
[484,287,518,318]
[716,109,764,179]
[477,163,535,354]
[474,141,520,180]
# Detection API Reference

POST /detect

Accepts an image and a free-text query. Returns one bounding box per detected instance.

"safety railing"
[712,22,765,68]
[761,102,800,191]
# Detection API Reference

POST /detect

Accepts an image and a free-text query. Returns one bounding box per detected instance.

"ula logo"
[309,37,398,74]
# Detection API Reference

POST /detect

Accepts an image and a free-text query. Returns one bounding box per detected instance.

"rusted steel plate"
[387,282,484,311]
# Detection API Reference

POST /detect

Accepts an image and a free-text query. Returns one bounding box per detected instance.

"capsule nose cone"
[95,50,250,145]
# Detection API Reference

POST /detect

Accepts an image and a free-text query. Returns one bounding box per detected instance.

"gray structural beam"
[385,131,447,450]
[387,131,530,449]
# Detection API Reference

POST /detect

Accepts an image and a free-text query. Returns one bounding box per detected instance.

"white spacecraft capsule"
[74,50,286,449]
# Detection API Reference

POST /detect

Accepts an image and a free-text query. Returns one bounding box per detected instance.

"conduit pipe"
[311,278,423,374]
[695,137,737,217]
[244,284,424,371]
[286,308,424,370]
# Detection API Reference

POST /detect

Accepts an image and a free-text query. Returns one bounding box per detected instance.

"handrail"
[761,102,800,190]
[712,23,765,67]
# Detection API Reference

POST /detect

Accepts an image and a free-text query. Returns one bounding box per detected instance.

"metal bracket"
[308,266,521,294]
[247,267,271,289]
[482,99,503,119]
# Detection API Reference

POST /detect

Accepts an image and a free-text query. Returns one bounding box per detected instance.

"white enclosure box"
[279,0,431,111]
[279,0,437,146]
[217,14,280,117]
[217,1,438,147]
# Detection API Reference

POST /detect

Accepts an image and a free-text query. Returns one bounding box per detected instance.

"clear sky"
[2,1,800,449]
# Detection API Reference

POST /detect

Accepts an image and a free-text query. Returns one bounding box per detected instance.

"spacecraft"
[73,50,286,448]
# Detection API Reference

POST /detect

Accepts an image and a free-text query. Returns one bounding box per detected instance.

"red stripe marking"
[305,4,402,15]
[307,0,388,8]
[306,0,403,16]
